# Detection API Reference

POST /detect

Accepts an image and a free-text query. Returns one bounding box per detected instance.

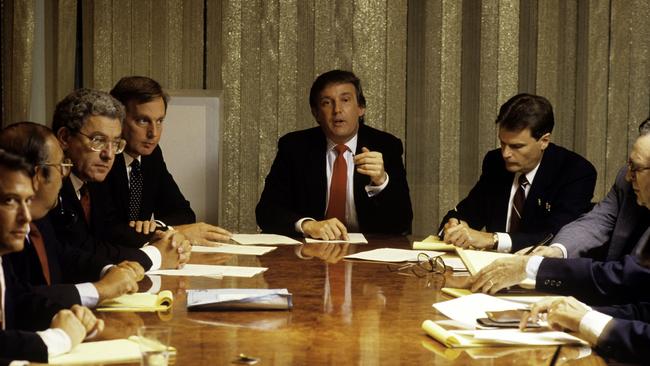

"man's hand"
[94,261,144,302]
[300,243,350,263]
[151,230,192,269]
[176,222,232,246]
[515,245,564,258]
[51,305,104,347]
[470,256,529,294]
[69,305,104,337]
[520,297,590,334]
[129,219,157,235]
[302,218,349,240]
[442,218,494,249]
[354,147,387,186]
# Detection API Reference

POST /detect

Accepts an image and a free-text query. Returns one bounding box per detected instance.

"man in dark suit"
[256,69,413,239]
[101,76,231,247]
[0,122,142,308]
[0,149,102,363]
[48,88,190,271]
[439,93,596,252]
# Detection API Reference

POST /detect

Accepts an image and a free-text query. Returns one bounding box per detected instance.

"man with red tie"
[256,70,413,240]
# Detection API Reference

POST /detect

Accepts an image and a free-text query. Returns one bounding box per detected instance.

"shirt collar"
[69,173,85,194]
[326,134,358,155]
[520,160,541,186]
[123,153,141,167]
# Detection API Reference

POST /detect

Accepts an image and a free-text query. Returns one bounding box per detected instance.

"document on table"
[456,248,535,287]
[192,243,276,256]
[413,235,457,251]
[344,248,443,263]
[304,233,368,244]
[439,256,467,271]
[49,337,176,365]
[97,290,173,312]
[432,293,527,329]
[232,233,302,245]
[148,264,267,278]
[441,288,549,305]
[187,288,292,310]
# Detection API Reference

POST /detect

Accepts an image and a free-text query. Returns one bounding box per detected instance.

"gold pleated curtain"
[2,0,649,236]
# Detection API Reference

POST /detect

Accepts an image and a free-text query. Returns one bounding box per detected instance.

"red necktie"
[326,144,348,224]
[79,185,92,224]
[509,174,529,232]
[29,223,51,285]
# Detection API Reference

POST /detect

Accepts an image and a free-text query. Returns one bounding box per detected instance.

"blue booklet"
[186,288,293,311]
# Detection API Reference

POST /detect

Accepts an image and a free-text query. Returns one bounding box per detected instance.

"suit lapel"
[354,125,371,202]
[309,129,328,216]
[113,154,130,217]
[522,144,557,221]
[140,152,156,219]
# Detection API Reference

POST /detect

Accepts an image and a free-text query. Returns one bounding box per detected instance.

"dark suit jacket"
[554,166,650,260]
[593,302,650,363]
[101,146,196,247]
[439,143,597,252]
[535,255,650,305]
[256,124,413,235]
[47,177,153,269]
[0,330,48,364]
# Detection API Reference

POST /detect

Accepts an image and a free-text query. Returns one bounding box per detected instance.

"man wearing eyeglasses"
[48,88,190,272]
[469,117,650,298]
[0,122,143,309]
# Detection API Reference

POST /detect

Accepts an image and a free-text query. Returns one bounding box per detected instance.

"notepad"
[433,293,527,329]
[413,236,457,251]
[231,234,302,245]
[344,248,443,263]
[97,290,173,312]
[187,288,292,310]
[304,233,368,244]
[455,248,535,288]
[148,264,267,278]
[192,243,276,255]
[422,320,587,348]
[49,337,176,365]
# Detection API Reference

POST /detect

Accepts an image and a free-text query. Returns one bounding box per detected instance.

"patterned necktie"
[28,223,51,285]
[509,174,530,232]
[128,159,143,221]
[79,184,91,224]
[325,144,348,224]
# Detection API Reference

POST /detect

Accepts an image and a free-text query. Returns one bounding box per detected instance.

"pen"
[437,208,458,237]
[524,233,554,255]
[548,345,562,366]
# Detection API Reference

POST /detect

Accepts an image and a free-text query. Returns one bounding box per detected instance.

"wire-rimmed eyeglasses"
[387,253,447,278]
[76,131,126,154]
[40,158,74,177]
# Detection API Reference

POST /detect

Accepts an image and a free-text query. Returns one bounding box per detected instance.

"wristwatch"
[491,233,499,250]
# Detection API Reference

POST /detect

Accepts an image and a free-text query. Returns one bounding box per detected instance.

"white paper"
[439,256,467,271]
[304,233,368,244]
[433,293,527,329]
[192,243,276,256]
[344,248,443,263]
[187,288,290,305]
[231,233,302,245]
[148,264,267,278]
[456,329,587,346]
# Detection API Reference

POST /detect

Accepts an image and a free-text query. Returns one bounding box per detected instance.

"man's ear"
[32,166,43,191]
[57,127,71,150]
[539,132,551,150]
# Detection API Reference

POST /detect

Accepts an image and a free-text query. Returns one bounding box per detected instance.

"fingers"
[134,220,144,233]
[129,221,136,228]
[304,219,349,240]
[118,261,145,280]
[141,219,157,235]
[71,305,97,333]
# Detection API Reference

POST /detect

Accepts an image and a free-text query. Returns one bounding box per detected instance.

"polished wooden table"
[99,235,608,365]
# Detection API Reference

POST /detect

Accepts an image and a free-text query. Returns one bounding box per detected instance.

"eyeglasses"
[387,253,447,278]
[76,131,126,154]
[627,161,650,177]
[40,158,74,177]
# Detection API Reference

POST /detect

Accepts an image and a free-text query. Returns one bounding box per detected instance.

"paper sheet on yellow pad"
[49,337,176,365]
[413,236,457,251]
[455,248,535,288]
[97,290,173,312]
[441,287,548,305]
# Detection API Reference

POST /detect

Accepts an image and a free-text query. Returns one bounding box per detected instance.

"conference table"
[98,235,608,365]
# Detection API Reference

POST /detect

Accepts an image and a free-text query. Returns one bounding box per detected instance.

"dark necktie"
[128,159,143,221]
[28,223,51,285]
[325,144,348,224]
[79,184,91,224]
[509,174,529,232]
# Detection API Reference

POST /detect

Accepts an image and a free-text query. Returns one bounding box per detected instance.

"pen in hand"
[524,233,554,255]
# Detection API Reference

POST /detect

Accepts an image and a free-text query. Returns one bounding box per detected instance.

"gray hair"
[638,116,650,136]
[52,88,125,134]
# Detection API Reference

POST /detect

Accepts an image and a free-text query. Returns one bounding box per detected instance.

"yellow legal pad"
[455,248,535,288]
[412,235,457,251]
[49,337,176,365]
[97,290,173,312]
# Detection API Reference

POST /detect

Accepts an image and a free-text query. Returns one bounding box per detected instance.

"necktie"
[79,184,91,224]
[28,223,51,285]
[326,144,348,224]
[128,159,143,221]
[509,174,529,232]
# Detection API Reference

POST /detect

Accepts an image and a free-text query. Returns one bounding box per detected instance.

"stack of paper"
[49,337,176,365]
[456,248,535,287]
[192,243,276,255]
[231,234,302,245]
[97,290,173,312]
[148,264,267,278]
[187,288,292,310]
[305,233,368,244]
[441,288,549,305]
[344,248,443,263]
[413,235,457,251]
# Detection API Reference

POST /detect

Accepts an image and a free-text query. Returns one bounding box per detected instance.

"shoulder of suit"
[543,143,596,173]
[278,126,323,146]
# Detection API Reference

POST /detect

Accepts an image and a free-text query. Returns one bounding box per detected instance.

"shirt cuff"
[549,243,568,258]
[99,264,114,278]
[495,232,512,252]
[365,173,389,197]
[295,218,315,234]
[141,245,162,271]
[9,361,29,366]
[75,282,100,307]
[525,256,544,281]
[37,328,72,357]
[579,310,613,345]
